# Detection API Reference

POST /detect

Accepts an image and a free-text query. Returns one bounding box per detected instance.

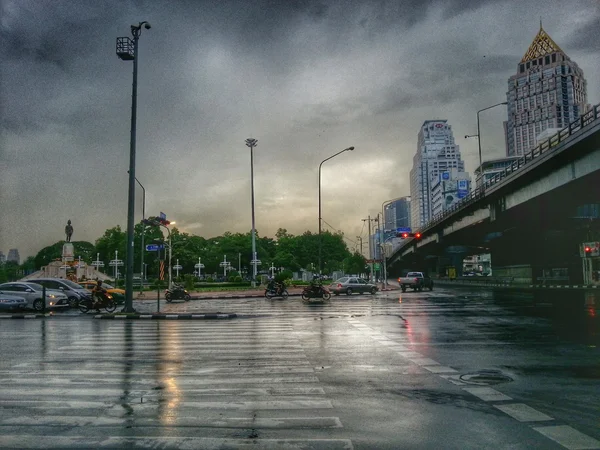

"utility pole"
[356,236,363,256]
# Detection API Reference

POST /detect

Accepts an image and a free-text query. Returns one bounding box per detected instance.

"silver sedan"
[329,277,378,295]
[0,282,69,311]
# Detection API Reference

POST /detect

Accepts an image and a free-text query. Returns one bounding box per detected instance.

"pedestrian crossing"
[0,320,353,449]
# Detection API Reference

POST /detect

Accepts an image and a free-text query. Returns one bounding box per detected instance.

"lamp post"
[465,102,508,176]
[318,146,355,275]
[116,20,151,313]
[135,177,145,294]
[245,138,258,287]
[380,197,407,289]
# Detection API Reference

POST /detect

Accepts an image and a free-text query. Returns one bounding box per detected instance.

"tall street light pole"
[318,146,355,275]
[466,101,508,179]
[135,177,145,294]
[245,138,258,288]
[380,196,406,289]
[116,20,151,313]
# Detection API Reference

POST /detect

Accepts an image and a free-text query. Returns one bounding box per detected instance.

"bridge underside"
[388,169,600,283]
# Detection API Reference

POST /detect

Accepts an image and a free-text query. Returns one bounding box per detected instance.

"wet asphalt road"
[0,287,598,449]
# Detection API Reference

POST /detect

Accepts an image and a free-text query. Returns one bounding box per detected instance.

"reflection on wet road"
[0,287,598,449]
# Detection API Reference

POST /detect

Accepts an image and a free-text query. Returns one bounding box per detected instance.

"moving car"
[329,277,378,295]
[0,282,69,311]
[78,280,125,304]
[398,272,434,292]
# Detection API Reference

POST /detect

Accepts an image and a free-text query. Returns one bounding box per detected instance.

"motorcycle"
[301,284,331,301]
[165,284,191,302]
[79,291,116,313]
[264,284,289,300]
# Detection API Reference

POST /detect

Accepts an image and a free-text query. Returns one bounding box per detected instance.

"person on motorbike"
[91,280,107,310]
[310,275,322,294]
[267,277,277,293]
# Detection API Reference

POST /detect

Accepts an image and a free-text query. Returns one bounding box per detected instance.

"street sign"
[159,211,167,220]
[146,244,164,251]
[396,227,412,233]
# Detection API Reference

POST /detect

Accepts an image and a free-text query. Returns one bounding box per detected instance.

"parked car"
[26,278,91,308]
[398,272,434,292]
[329,277,378,295]
[0,282,69,311]
[0,294,28,311]
[78,280,125,304]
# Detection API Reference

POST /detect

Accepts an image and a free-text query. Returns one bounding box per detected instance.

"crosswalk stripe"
[0,415,343,429]
[0,375,321,386]
[0,386,326,398]
[0,399,333,410]
[0,366,315,377]
[0,436,354,449]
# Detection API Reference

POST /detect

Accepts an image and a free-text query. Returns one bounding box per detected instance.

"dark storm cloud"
[1,0,598,259]
[565,16,600,53]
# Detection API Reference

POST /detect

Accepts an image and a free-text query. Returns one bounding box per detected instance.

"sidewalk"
[134,287,306,301]
[433,279,600,290]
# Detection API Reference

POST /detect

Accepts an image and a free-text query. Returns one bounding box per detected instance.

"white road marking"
[0,436,355,449]
[407,357,440,366]
[422,365,458,373]
[396,351,423,358]
[494,403,554,422]
[462,387,513,402]
[533,425,600,449]
[1,415,343,429]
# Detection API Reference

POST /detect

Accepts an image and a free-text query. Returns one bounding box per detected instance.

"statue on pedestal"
[65,220,74,243]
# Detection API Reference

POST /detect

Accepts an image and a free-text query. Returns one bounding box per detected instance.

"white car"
[0,282,69,311]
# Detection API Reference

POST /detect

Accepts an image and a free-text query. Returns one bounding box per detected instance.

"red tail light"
[337,284,342,288]
[414,278,418,282]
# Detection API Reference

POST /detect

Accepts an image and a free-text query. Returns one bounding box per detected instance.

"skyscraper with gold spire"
[504,23,589,157]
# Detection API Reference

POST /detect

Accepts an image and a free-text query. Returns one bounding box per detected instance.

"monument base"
[62,243,74,262]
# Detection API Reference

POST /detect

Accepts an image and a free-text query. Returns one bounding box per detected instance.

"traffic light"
[397,232,422,239]
[584,246,592,256]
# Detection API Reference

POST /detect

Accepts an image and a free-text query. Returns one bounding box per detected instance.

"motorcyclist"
[310,275,322,294]
[267,277,277,292]
[91,280,107,309]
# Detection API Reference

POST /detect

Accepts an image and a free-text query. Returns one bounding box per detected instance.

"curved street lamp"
[318,146,355,275]
[465,101,508,177]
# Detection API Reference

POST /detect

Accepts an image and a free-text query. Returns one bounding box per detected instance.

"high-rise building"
[430,168,471,218]
[7,249,20,265]
[0,251,5,264]
[504,24,589,157]
[410,120,466,229]
[384,197,411,231]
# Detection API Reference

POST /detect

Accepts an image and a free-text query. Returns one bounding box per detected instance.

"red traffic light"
[414,232,421,239]
[584,246,591,253]
[401,233,409,239]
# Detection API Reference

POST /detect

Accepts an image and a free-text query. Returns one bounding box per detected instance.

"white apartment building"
[504,24,589,157]
[410,120,466,230]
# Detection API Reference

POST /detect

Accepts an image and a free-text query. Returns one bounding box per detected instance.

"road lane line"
[0,415,344,429]
[0,436,355,449]
[422,365,458,373]
[532,425,600,449]
[462,387,513,402]
[494,403,554,422]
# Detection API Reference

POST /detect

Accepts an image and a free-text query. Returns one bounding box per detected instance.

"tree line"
[1,225,368,282]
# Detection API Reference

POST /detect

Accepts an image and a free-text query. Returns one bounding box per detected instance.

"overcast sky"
[1,0,598,259]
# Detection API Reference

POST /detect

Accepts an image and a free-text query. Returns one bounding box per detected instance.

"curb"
[0,313,51,319]
[434,282,599,290]
[94,313,238,320]
[136,293,305,301]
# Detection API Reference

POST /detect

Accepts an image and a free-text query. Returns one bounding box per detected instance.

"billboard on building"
[457,179,469,199]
